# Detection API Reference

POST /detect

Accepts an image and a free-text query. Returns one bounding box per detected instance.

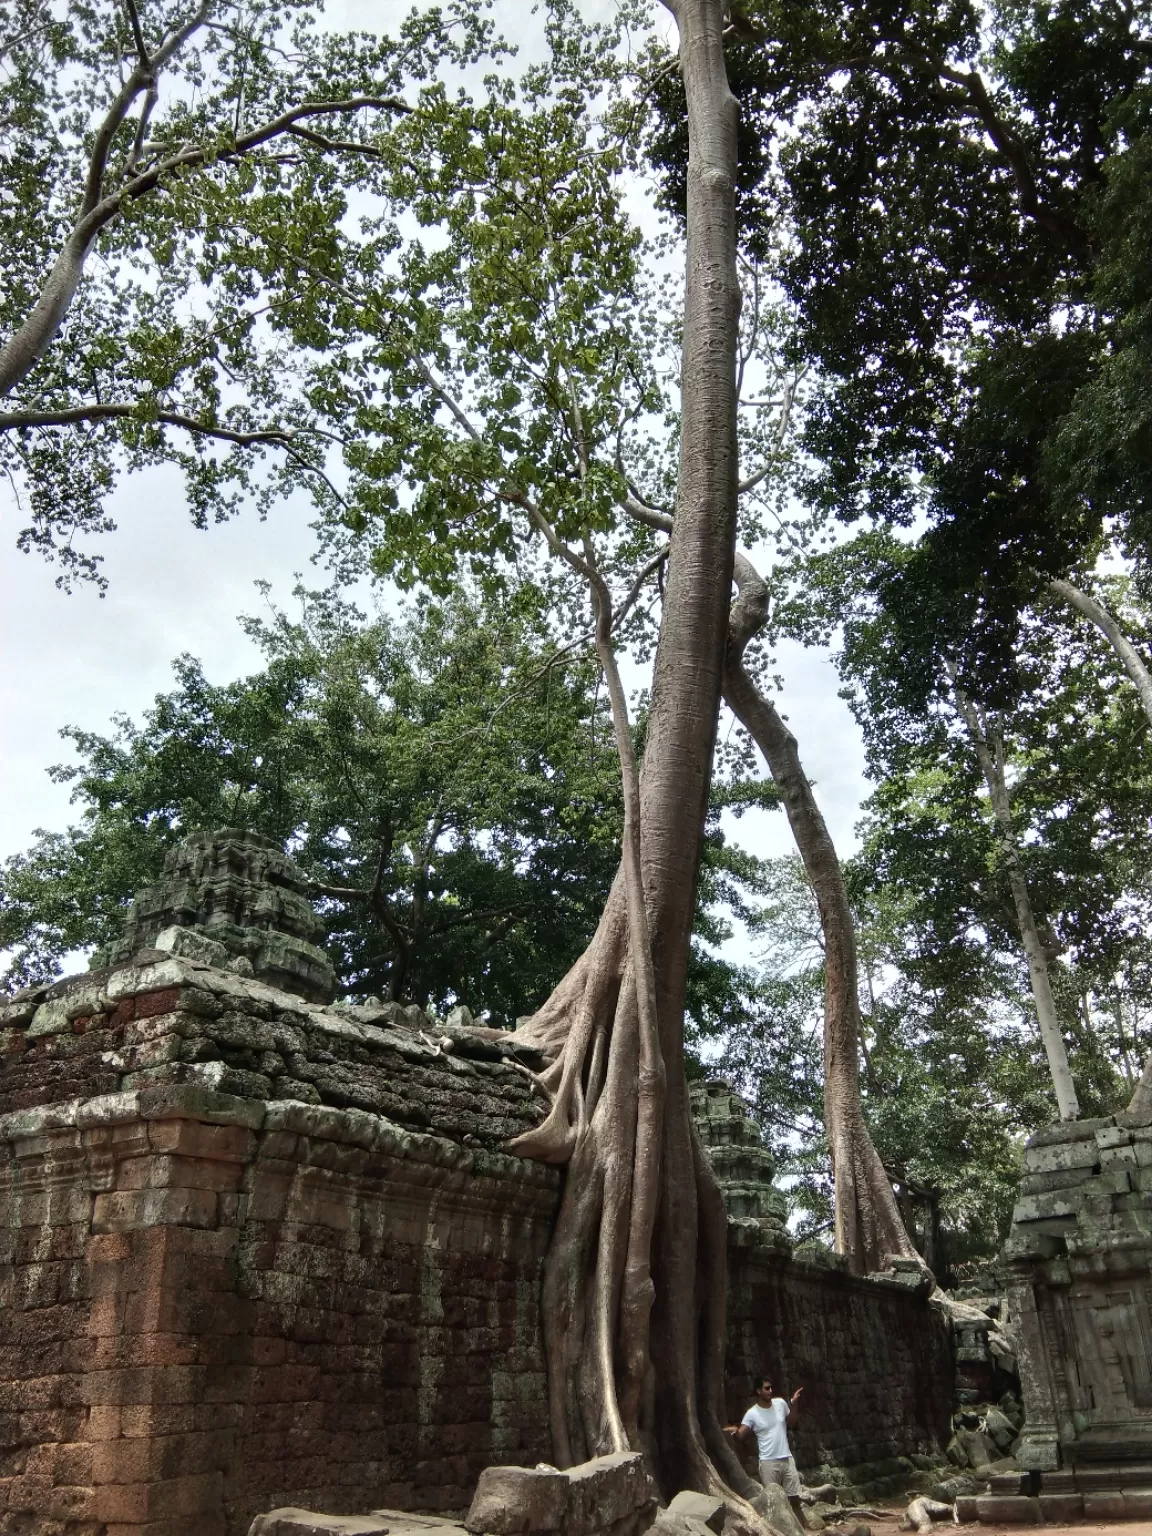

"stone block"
[466,1464,568,1532]
[1026,1117,1113,1148]
[751,1487,803,1536]
[667,1492,724,1533]
[92,1187,218,1232]
[972,1494,1038,1523]
[248,1513,392,1536]
[466,1453,654,1536]
[1122,1490,1152,1515]
[952,1496,978,1523]
[1083,1491,1127,1519]
[1037,1493,1083,1521]
[1022,1140,1100,1175]
[985,1471,1026,1494]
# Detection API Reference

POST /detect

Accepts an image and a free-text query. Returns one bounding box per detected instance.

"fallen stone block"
[467,1452,656,1536]
[650,1509,723,1536]
[248,1512,392,1536]
[927,1476,975,1503]
[667,1491,725,1533]
[953,1496,978,1524]
[751,1484,804,1536]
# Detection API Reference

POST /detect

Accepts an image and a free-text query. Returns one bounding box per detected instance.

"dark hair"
[755,1373,774,1391]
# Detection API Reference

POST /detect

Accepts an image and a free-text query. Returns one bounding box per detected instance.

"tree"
[0,0,491,585]
[0,586,624,1014]
[3,0,803,1506]
[711,855,1067,1282]
[947,666,1079,1120]
[2,582,777,1049]
[826,534,1152,1124]
[645,0,1152,690]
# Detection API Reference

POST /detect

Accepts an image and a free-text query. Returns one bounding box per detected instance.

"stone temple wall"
[691,1083,954,1497]
[725,1245,953,1496]
[1002,1109,1152,1473]
[0,950,952,1535]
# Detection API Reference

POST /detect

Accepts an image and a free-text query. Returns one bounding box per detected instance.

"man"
[726,1373,804,1524]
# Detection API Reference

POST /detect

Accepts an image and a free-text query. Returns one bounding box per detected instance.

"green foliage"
[648,0,1152,689]
[0,583,780,1035]
[0,0,503,586]
[1,586,623,1019]
[708,851,1125,1273]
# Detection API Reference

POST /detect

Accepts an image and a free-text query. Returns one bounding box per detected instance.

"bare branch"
[123,0,151,66]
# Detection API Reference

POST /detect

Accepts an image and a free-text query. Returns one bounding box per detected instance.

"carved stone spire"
[94,828,336,1002]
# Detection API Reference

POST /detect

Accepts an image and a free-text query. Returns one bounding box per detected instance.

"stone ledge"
[0,1087,562,1192]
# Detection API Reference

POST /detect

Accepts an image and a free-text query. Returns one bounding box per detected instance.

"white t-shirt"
[742,1398,790,1461]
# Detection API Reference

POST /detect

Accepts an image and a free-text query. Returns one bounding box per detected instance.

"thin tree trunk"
[1130,1052,1152,1116]
[1049,578,1152,729]
[506,0,765,1518]
[723,554,925,1276]
[1047,579,1152,1113]
[949,671,1080,1121]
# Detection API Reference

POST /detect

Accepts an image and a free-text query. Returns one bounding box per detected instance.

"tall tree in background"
[823,535,1152,1123]
[1,584,777,1044]
[723,555,924,1271]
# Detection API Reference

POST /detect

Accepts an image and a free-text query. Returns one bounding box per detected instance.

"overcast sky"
[0,0,870,973]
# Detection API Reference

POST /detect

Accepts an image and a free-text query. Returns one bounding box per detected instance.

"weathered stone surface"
[691,1081,788,1248]
[971,1493,1039,1523]
[1000,1110,1152,1481]
[465,1452,655,1536]
[666,1491,725,1533]
[752,1486,804,1536]
[649,1512,723,1536]
[726,1240,952,1493]
[249,1512,393,1535]
[93,828,338,1002]
[927,1475,976,1502]
[0,948,954,1535]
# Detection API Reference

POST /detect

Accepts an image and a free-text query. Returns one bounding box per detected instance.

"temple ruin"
[0,831,955,1534]
[972,1111,1152,1522]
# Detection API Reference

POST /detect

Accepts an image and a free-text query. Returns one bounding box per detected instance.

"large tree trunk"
[506,0,762,1516]
[723,554,925,1276]
[949,672,1080,1121]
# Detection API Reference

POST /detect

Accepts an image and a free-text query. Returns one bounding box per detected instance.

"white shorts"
[759,1456,801,1497]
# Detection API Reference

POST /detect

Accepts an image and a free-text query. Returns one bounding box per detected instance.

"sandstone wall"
[0,955,952,1534]
[0,1089,558,1536]
[725,1244,953,1496]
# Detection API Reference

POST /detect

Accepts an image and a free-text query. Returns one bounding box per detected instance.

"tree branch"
[0,401,297,446]
[0,89,411,398]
